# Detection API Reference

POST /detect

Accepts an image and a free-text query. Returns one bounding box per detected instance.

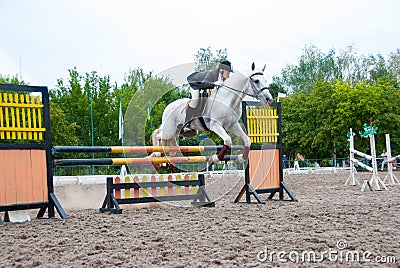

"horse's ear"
[262,64,266,72]
[251,62,255,71]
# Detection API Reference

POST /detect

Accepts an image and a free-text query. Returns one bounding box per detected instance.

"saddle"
[180,90,210,136]
[188,90,208,117]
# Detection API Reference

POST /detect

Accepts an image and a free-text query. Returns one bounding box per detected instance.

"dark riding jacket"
[187,69,220,90]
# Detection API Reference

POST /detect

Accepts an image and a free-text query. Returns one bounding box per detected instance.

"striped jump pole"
[350,149,372,160]
[350,158,374,172]
[346,128,360,186]
[53,155,239,166]
[53,145,244,154]
[383,134,400,185]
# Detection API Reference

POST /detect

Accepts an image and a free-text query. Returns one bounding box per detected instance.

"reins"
[217,72,269,99]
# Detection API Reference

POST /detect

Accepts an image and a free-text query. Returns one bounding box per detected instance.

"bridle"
[249,71,270,96]
[217,71,269,99]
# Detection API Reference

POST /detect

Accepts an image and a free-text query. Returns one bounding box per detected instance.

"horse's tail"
[150,127,163,146]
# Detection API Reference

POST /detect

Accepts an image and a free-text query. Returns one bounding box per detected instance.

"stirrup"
[178,123,192,133]
[182,126,193,133]
[182,120,194,133]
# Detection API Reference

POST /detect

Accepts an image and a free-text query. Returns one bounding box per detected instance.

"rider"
[183,60,233,132]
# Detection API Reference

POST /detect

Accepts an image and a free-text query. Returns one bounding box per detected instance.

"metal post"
[90,91,95,175]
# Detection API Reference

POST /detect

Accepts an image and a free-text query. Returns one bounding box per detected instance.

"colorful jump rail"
[235,101,296,203]
[100,173,214,214]
[0,84,67,225]
[53,145,242,166]
[53,155,239,166]
[53,145,242,167]
[53,145,244,154]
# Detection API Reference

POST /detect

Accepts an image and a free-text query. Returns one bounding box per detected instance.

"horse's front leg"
[208,122,232,164]
[228,122,251,163]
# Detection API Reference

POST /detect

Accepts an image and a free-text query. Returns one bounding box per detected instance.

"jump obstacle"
[0,84,67,225]
[53,146,228,211]
[235,101,296,203]
[53,101,296,207]
[346,127,387,191]
[100,173,214,214]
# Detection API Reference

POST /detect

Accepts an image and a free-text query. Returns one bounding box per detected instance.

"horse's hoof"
[179,129,197,138]
[208,155,220,165]
[236,154,245,163]
[152,152,161,157]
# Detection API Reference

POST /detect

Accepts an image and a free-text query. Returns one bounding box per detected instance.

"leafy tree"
[274,45,399,94]
[194,47,228,71]
[50,68,139,148]
[0,74,28,85]
[124,75,180,148]
[281,78,400,159]
[388,49,400,81]
[268,81,286,100]
[50,102,79,145]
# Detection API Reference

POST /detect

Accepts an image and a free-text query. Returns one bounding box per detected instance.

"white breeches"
[189,87,200,108]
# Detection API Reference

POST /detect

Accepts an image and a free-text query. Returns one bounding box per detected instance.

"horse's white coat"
[152,64,273,163]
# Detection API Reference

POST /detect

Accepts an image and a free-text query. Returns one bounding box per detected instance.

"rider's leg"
[183,88,199,132]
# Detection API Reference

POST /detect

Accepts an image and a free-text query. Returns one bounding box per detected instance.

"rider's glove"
[214,81,223,87]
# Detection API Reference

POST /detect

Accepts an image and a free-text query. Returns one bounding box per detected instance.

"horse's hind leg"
[160,138,180,158]
[160,138,179,172]
[149,127,163,157]
[160,137,177,146]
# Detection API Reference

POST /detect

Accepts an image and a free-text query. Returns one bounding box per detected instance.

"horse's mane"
[209,70,257,99]
[223,68,264,86]
[224,71,248,87]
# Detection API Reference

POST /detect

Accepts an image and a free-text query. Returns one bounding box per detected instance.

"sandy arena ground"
[0,172,399,267]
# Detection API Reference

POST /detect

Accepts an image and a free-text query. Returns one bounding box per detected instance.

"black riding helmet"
[218,60,233,72]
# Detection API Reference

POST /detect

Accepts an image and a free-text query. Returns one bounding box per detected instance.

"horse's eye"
[253,79,259,84]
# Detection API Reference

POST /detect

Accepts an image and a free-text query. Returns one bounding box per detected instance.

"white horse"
[151,63,273,164]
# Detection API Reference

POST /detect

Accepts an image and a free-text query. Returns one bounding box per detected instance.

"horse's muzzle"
[259,89,273,106]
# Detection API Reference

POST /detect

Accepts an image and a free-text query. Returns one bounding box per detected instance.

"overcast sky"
[0,0,399,89]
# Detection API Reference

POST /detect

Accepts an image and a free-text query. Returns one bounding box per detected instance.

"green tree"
[268,81,286,100]
[273,45,400,94]
[50,102,79,145]
[281,78,400,159]
[0,74,28,85]
[51,68,91,146]
[388,49,400,81]
[50,68,139,148]
[124,75,179,147]
[194,47,228,71]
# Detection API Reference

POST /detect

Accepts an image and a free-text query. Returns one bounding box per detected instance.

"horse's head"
[248,63,273,106]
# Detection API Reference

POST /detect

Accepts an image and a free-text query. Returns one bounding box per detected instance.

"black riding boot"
[183,106,196,132]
